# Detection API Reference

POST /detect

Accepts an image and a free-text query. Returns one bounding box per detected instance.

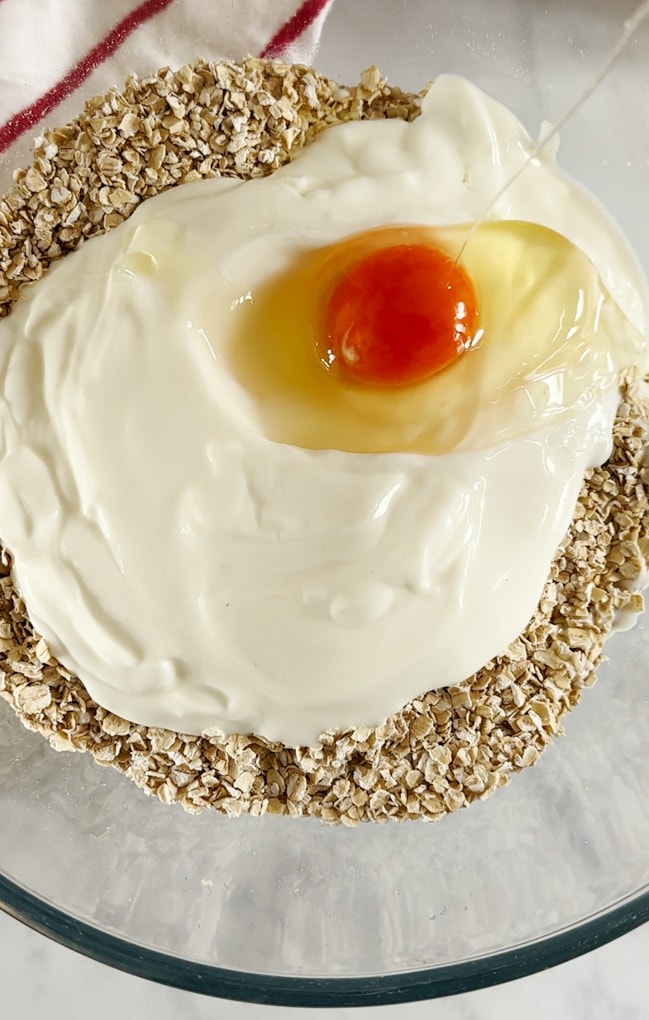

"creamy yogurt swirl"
[0,75,645,746]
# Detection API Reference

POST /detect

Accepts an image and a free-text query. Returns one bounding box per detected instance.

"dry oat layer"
[1,59,648,824]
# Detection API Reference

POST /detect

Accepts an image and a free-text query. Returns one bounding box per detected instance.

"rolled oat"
[0,59,647,823]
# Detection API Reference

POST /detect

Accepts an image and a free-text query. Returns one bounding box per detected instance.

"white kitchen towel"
[0,0,334,190]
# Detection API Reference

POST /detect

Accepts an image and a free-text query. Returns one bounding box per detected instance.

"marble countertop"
[1,909,647,1019]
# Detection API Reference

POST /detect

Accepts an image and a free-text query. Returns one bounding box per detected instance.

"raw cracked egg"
[224,219,641,456]
[0,74,645,748]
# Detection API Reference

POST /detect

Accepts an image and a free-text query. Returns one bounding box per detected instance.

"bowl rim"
[1,873,648,1006]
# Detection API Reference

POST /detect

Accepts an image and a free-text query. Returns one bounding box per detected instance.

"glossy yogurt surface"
[0,75,645,745]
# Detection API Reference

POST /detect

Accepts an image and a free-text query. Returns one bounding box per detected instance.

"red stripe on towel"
[0,0,177,154]
[261,0,330,57]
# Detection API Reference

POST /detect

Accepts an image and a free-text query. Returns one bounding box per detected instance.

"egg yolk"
[321,243,479,386]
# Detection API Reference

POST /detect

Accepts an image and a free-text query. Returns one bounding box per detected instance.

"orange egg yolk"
[321,243,479,387]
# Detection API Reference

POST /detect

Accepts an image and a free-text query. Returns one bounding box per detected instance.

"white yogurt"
[0,76,645,746]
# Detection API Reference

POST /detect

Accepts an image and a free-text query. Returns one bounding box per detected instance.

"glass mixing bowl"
[1,0,649,1007]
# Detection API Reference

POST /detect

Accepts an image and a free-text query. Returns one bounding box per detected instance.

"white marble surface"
[1,908,648,1019]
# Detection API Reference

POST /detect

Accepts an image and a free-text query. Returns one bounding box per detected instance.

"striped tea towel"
[0,0,334,191]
